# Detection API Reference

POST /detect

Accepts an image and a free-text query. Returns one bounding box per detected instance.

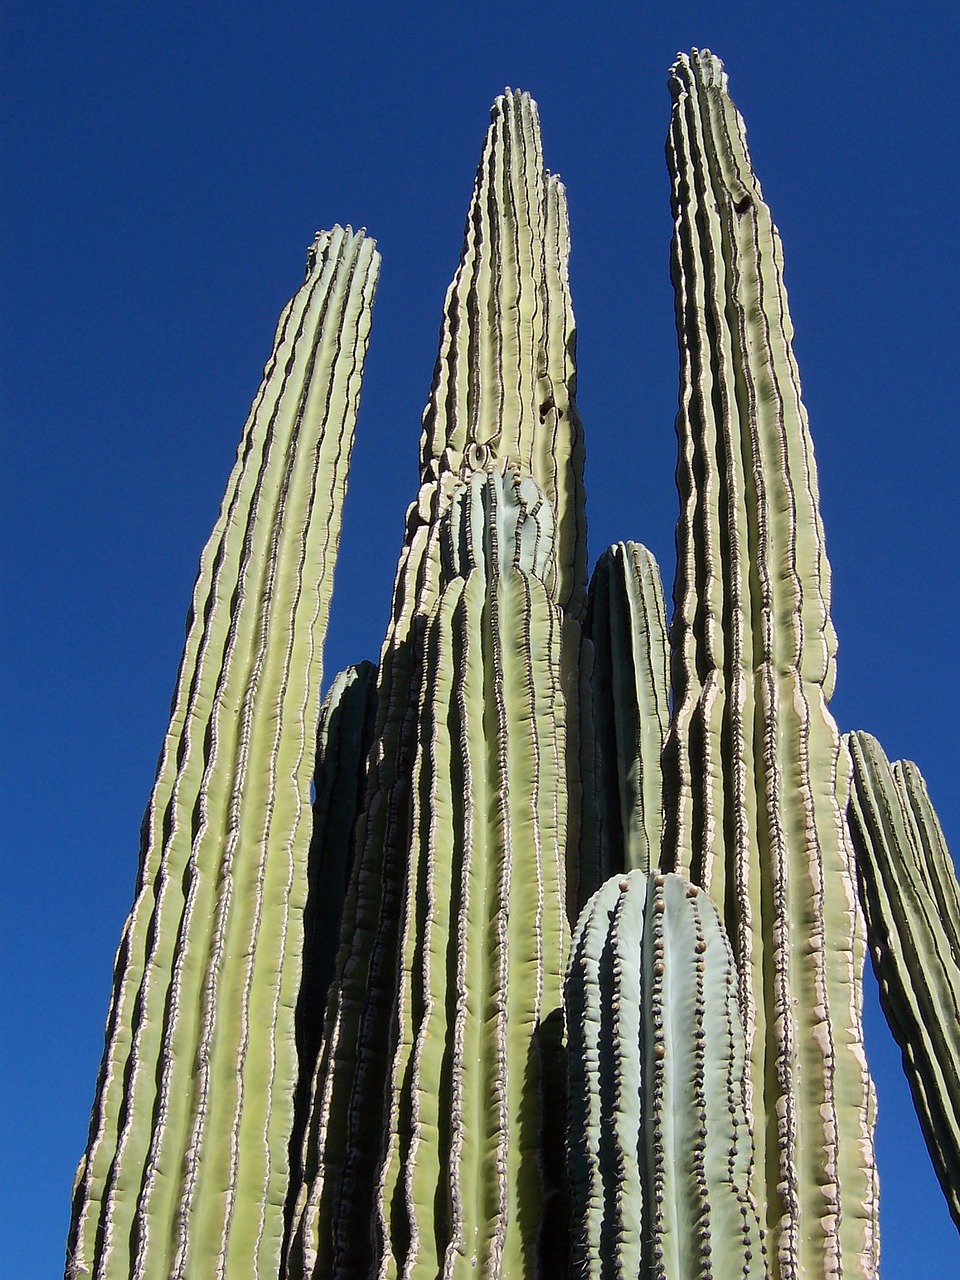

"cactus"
[289,464,570,1279]
[72,48,960,1280]
[566,870,765,1280]
[286,660,379,1242]
[581,542,670,885]
[661,50,878,1276]
[66,227,380,1280]
[846,731,960,1229]
[285,91,583,1280]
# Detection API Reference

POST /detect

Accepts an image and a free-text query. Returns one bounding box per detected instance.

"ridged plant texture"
[580,542,670,889]
[290,465,570,1279]
[69,50,954,1280]
[66,227,380,1280]
[846,731,960,1229]
[286,660,380,1238]
[661,51,878,1277]
[286,92,584,1280]
[566,870,766,1280]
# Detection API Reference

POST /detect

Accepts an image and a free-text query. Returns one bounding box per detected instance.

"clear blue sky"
[3,3,958,1276]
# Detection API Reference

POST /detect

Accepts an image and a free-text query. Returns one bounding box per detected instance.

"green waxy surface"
[566,870,765,1279]
[661,50,877,1277]
[66,227,379,1280]
[847,731,960,1230]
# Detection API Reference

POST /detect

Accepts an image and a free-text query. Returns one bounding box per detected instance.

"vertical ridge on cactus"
[65,227,380,1280]
[566,870,765,1280]
[846,731,960,1230]
[661,49,878,1276]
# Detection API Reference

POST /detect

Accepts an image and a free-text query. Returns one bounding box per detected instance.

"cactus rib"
[66,227,379,1280]
[846,731,960,1229]
[661,49,877,1277]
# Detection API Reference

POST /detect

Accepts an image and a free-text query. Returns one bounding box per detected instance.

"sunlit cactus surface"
[68,48,957,1280]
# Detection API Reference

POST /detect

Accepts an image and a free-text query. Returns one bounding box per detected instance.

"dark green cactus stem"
[286,92,584,1280]
[661,51,877,1276]
[285,660,379,1245]
[846,731,960,1230]
[66,227,380,1280]
[581,542,670,886]
[566,870,765,1280]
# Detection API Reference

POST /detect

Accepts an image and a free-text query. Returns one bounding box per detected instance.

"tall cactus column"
[847,732,960,1230]
[287,91,587,1280]
[67,227,379,1280]
[661,51,878,1278]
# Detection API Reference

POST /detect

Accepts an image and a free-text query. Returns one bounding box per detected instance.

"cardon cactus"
[66,227,380,1280]
[68,45,958,1280]
[566,870,765,1280]
[846,731,960,1229]
[285,89,582,1280]
[661,50,877,1277]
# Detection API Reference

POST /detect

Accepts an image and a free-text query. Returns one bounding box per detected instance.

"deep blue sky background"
[3,3,958,1275]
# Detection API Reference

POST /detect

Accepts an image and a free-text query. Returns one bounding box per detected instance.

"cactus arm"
[283,659,379,1249]
[286,95,584,1279]
[565,871,765,1279]
[846,731,960,1229]
[66,227,379,1280]
[661,50,877,1277]
[584,542,670,881]
[290,468,569,1280]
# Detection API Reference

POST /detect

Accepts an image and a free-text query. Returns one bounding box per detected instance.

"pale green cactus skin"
[661,51,878,1277]
[290,466,569,1279]
[846,731,960,1229]
[66,227,379,1280]
[285,92,584,1280]
[581,542,670,886]
[566,869,765,1280]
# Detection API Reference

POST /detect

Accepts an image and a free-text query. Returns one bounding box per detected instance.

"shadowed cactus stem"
[66,227,380,1280]
[661,50,878,1277]
[846,731,960,1230]
[580,542,670,887]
